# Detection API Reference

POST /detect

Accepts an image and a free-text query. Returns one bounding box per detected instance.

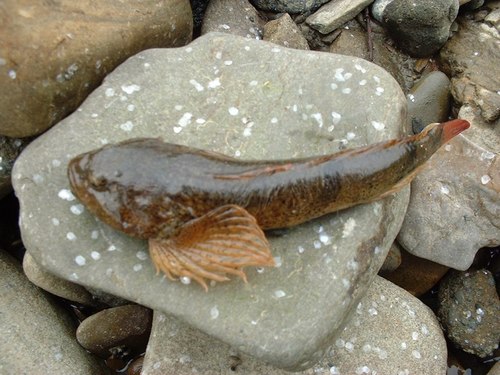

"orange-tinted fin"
[148,205,275,291]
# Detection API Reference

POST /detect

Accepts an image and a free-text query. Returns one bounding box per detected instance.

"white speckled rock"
[0,250,104,374]
[141,276,447,374]
[12,33,409,370]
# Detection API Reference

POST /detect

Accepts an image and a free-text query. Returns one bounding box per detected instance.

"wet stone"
[76,304,153,358]
[328,21,418,94]
[407,71,451,134]
[0,250,104,374]
[317,276,447,374]
[13,32,408,370]
[438,269,500,358]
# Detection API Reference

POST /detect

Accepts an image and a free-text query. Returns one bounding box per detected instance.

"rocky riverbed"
[0,0,498,374]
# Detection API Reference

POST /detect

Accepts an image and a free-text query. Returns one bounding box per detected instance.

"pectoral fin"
[148,205,275,291]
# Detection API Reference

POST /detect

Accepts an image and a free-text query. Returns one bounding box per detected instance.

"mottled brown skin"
[67,119,469,289]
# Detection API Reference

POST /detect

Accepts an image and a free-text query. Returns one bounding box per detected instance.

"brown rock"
[263,13,310,50]
[0,0,192,138]
[76,304,153,358]
[381,247,449,297]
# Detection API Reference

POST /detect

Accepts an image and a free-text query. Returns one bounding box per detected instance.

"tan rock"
[0,0,192,138]
[263,13,310,50]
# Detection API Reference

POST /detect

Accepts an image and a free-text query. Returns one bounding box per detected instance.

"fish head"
[68,139,194,238]
[67,144,129,232]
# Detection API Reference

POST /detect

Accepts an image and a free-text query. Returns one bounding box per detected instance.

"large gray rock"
[0,250,104,374]
[142,277,447,374]
[12,33,409,370]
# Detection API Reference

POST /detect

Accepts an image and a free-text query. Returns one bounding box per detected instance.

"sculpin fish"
[68,119,469,290]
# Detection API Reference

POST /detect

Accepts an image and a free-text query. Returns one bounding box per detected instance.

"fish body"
[68,119,469,290]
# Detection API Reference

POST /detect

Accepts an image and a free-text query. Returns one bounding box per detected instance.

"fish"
[68,119,469,290]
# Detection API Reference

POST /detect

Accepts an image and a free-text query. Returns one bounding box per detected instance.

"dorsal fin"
[213,163,295,180]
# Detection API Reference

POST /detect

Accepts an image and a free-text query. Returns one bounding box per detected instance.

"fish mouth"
[67,153,91,201]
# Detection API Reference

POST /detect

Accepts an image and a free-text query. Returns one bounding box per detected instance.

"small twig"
[364,8,374,62]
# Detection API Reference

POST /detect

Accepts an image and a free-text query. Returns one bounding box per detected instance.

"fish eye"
[89,174,107,189]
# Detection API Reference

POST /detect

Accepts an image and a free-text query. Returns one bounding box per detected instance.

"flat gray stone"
[0,250,104,374]
[141,277,447,374]
[13,33,408,370]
